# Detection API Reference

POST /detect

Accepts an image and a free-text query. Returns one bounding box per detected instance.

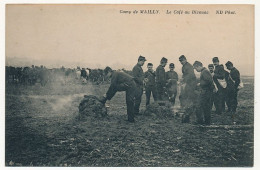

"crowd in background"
[5,65,111,86]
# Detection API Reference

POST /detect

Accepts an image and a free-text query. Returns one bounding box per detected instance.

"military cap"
[147,63,153,66]
[138,55,146,61]
[208,64,214,68]
[212,57,219,62]
[225,61,233,67]
[161,57,168,63]
[169,63,175,68]
[179,55,186,61]
[193,61,203,67]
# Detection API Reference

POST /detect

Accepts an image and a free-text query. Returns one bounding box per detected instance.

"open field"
[5,76,254,166]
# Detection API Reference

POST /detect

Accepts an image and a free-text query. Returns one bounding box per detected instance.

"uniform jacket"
[156,65,166,85]
[200,67,214,91]
[166,70,178,81]
[144,70,156,87]
[132,64,144,86]
[106,71,135,100]
[228,67,240,89]
[166,71,178,88]
[213,64,225,80]
[182,62,196,84]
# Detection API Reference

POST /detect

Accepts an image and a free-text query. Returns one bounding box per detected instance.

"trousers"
[196,89,213,125]
[145,85,157,106]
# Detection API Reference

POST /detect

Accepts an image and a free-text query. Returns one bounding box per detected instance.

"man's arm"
[231,69,240,89]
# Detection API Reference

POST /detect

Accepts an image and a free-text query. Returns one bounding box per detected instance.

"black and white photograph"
[2,2,257,167]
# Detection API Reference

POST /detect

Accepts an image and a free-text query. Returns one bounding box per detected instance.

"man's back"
[156,65,166,84]
[182,62,196,84]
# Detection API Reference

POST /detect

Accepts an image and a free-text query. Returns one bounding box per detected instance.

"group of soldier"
[100,55,241,125]
[6,65,111,86]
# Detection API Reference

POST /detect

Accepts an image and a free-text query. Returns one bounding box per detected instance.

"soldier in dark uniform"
[208,64,217,111]
[100,67,139,123]
[179,55,197,123]
[144,63,157,106]
[132,56,146,115]
[166,63,178,106]
[179,55,197,111]
[225,61,241,117]
[156,57,168,101]
[212,57,226,114]
[81,68,87,79]
[193,61,215,125]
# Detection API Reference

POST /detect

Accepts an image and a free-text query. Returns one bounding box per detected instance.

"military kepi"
[161,57,168,63]
[179,55,186,61]
[225,61,233,66]
[169,63,175,68]
[138,55,146,61]
[212,57,219,62]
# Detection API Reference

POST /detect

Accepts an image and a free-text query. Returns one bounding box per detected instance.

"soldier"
[193,61,215,125]
[208,64,214,74]
[166,63,178,106]
[156,57,168,101]
[144,63,157,106]
[225,61,241,117]
[81,68,87,80]
[208,64,217,111]
[132,55,146,115]
[212,57,226,114]
[179,55,197,110]
[179,55,197,123]
[100,67,139,123]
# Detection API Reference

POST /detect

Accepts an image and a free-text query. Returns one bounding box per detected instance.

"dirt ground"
[5,77,254,167]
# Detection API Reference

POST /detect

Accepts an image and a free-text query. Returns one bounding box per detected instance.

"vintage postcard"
[4,4,254,167]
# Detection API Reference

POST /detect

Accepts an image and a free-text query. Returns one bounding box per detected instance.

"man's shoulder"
[156,65,163,70]
[216,64,224,70]
[202,69,212,77]
[184,62,192,68]
[133,64,138,69]
[133,64,141,71]
[232,67,240,74]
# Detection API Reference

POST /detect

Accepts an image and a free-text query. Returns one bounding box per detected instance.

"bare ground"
[5,77,254,166]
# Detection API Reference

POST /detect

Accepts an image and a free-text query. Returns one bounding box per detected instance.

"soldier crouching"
[99,67,139,123]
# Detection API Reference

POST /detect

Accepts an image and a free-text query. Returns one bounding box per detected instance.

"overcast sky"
[6,4,254,75]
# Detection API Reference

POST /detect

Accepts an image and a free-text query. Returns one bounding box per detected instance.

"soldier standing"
[156,57,168,101]
[132,56,146,115]
[81,68,87,80]
[212,57,226,114]
[208,64,217,111]
[165,63,178,106]
[100,67,139,123]
[179,55,197,116]
[225,61,241,118]
[193,61,215,125]
[144,63,157,106]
